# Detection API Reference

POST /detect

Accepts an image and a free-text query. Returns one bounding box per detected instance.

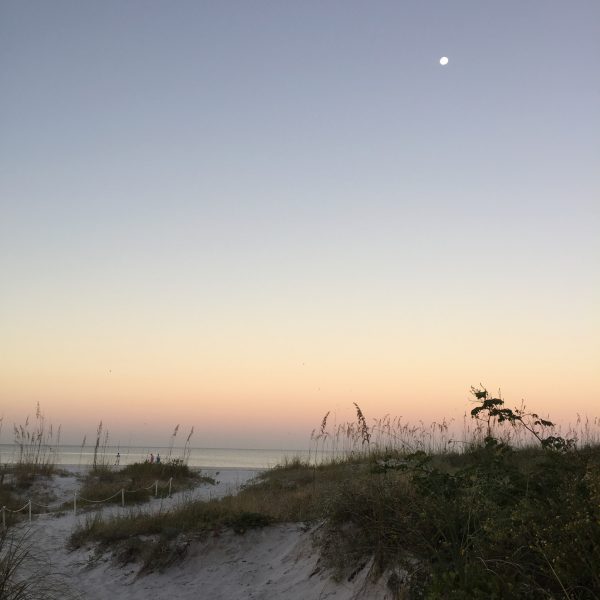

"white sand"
[11,467,391,599]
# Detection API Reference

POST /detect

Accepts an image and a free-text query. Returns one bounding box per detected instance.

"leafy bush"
[317,390,600,598]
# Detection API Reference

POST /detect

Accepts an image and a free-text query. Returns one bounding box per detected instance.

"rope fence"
[1,477,173,528]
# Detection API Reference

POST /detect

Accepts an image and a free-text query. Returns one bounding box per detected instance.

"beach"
[0,444,313,470]
[9,466,390,600]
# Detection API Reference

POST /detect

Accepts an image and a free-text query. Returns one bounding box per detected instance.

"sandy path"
[13,468,390,599]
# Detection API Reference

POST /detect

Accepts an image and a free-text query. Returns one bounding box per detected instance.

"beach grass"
[68,441,600,596]
[7,405,60,488]
[4,393,600,597]
[75,460,213,507]
[0,528,77,599]
[68,388,600,598]
[0,407,62,526]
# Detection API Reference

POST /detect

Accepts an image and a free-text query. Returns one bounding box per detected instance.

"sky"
[1,1,598,449]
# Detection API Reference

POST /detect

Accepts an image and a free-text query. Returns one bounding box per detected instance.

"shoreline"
[49,464,266,474]
[0,445,308,470]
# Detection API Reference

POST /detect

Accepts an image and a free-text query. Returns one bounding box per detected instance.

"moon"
[440,56,449,66]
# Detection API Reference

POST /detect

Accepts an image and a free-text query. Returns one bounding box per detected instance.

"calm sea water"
[0,444,312,469]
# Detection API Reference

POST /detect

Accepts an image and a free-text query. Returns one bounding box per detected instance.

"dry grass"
[10,404,60,487]
[0,528,77,599]
[310,398,600,464]
[76,461,210,508]
[67,388,600,598]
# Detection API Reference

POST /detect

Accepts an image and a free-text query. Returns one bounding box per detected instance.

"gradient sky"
[1,1,598,448]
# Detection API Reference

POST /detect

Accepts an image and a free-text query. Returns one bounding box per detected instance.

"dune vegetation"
[1,390,599,597]
[67,387,600,599]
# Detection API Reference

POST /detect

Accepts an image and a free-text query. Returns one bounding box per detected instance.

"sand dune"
[14,468,390,599]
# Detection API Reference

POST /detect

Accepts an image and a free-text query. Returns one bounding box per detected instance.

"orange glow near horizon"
[2,315,598,448]
[1,2,598,450]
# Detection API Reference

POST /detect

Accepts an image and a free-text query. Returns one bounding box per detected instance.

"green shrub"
[316,392,600,599]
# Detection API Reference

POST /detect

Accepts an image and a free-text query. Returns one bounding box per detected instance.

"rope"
[127,479,173,494]
[125,481,157,493]
[4,503,30,513]
[2,476,178,527]
[30,500,55,509]
[78,489,123,504]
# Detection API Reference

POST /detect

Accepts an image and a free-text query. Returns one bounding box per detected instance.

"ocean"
[0,444,312,470]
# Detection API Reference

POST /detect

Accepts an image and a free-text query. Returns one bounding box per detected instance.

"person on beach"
[115,451,120,466]
[156,453,161,464]
[150,453,154,463]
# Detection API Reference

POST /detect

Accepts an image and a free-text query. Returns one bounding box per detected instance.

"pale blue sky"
[1,1,598,447]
